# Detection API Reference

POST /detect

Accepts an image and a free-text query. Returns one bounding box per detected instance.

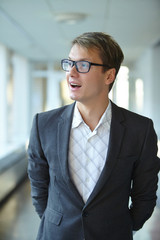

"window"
[114,66,129,109]
[135,78,144,112]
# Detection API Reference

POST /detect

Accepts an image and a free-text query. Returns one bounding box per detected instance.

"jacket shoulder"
[39,103,74,120]
[33,103,75,130]
[112,102,151,123]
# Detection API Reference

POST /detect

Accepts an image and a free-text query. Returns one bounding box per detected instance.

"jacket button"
[82,211,89,217]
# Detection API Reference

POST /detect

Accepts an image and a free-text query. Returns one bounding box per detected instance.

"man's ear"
[105,68,116,86]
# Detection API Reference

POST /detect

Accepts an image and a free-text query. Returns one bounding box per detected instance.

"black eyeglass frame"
[61,59,110,73]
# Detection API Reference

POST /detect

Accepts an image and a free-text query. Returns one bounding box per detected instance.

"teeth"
[71,83,80,87]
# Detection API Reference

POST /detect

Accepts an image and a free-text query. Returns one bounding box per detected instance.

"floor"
[0,179,40,240]
[0,179,160,240]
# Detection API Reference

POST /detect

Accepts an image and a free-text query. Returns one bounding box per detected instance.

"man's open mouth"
[70,83,81,88]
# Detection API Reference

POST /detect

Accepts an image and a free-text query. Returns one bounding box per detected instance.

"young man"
[28,32,160,240]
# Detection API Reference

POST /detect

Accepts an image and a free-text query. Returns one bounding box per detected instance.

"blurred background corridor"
[0,0,160,239]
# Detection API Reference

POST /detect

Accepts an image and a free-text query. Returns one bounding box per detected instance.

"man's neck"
[77,99,109,131]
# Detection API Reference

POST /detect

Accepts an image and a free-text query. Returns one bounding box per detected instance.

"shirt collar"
[72,101,112,129]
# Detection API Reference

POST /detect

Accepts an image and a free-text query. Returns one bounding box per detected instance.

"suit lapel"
[57,104,73,181]
[57,102,126,206]
[57,103,84,204]
[85,102,125,206]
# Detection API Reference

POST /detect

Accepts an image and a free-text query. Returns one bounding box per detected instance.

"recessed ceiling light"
[54,12,88,24]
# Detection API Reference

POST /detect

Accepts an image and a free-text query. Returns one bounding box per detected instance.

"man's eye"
[68,61,73,66]
[81,62,88,68]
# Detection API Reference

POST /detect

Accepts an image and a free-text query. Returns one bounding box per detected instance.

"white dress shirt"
[68,102,112,203]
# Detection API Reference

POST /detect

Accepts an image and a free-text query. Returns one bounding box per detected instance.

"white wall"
[152,42,160,139]
[129,41,160,138]
[0,44,8,147]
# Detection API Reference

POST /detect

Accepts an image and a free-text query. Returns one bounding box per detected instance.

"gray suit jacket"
[28,102,160,240]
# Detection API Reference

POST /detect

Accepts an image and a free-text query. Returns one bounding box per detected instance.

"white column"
[12,54,30,144]
[46,64,64,110]
[0,44,8,146]
[128,71,136,112]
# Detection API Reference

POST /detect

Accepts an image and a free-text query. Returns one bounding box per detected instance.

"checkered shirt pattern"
[68,102,112,203]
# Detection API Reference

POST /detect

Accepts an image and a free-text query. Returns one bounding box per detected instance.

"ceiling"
[0,0,160,67]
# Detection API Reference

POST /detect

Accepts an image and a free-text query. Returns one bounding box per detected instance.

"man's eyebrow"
[68,57,90,61]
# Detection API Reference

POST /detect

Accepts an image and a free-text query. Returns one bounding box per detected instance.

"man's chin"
[69,95,78,101]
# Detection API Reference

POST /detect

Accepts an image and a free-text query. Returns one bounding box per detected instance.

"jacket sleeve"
[130,119,160,230]
[27,114,50,218]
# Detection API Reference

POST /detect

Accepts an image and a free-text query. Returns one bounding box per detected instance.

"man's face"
[66,44,110,105]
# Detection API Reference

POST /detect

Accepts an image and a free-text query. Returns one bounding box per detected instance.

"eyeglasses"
[61,59,110,73]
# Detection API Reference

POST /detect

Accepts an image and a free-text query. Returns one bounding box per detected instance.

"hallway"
[0,179,160,240]
[0,179,40,240]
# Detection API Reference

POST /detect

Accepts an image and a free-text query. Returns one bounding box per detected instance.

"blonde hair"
[72,32,124,91]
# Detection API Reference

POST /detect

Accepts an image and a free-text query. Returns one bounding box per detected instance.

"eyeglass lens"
[62,60,90,73]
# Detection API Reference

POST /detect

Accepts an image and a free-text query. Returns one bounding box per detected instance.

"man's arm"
[28,114,50,218]
[130,119,160,231]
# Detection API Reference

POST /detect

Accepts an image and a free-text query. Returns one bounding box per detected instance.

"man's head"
[71,32,124,91]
